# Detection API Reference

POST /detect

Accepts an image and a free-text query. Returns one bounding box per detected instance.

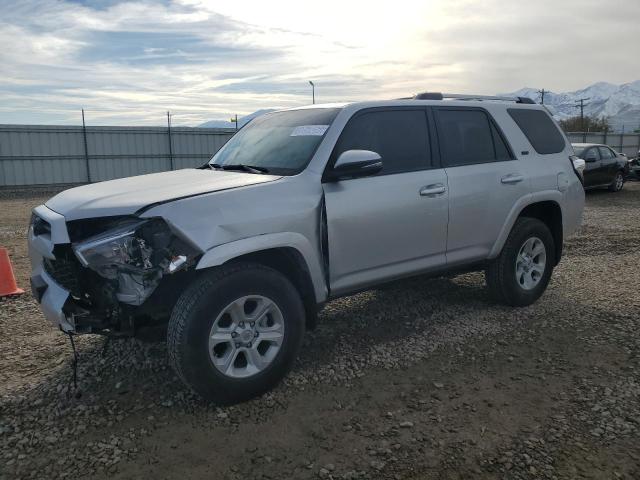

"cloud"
[0,0,638,125]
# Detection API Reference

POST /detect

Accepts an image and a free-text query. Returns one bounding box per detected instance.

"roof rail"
[412,92,536,104]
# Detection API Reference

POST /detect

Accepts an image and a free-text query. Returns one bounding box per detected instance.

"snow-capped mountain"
[198,109,275,129]
[504,80,640,132]
[198,82,640,132]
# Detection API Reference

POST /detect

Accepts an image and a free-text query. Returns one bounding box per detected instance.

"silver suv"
[28,93,585,403]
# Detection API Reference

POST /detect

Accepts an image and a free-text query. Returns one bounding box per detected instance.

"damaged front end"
[51,216,200,335]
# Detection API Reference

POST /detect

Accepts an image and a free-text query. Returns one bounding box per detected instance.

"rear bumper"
[28,205,75,332]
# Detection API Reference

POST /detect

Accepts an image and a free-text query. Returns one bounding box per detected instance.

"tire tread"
[167,262,287,398]
[485,217,554,307]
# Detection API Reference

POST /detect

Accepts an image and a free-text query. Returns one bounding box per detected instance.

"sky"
[0,0,638,126]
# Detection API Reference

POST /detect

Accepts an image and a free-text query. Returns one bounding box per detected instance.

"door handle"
[501,174,524,184]
[419,184,446,196]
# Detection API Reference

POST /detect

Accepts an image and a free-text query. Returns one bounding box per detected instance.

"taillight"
[569,155,585,185]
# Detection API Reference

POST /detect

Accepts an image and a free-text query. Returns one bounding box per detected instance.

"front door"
[583,147,602,186]
[322,108,449,295]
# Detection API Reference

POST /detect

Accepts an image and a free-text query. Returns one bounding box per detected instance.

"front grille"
[44,257,81,294]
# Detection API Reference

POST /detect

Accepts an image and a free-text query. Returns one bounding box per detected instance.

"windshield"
[209,108,340,175]
[573,146,586,157]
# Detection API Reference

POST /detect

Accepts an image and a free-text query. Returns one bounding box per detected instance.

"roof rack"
[412,92,536,104]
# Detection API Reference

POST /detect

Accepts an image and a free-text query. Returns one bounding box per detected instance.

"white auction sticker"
[290,125,329,136]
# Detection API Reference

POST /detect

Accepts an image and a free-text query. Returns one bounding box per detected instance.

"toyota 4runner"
[29,93,585,403]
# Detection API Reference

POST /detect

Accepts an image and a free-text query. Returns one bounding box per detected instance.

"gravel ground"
[1,183,639,479]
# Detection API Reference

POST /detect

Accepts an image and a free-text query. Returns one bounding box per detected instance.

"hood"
[46,168,281,220]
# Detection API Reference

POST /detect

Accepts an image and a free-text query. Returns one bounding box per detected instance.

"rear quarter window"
[507,108,566,155]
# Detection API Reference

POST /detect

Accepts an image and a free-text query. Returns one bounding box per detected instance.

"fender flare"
[195,232,328,302]
[488,190,563,259]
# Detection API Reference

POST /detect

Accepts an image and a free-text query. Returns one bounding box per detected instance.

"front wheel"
[167,263,305,404]
[608,171,624,192]
[485,217,555,307]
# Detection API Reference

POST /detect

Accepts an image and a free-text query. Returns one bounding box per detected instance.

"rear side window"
[333,109,431,174]
[598,146,614,159]
[507,108,566,154]
[435,109,512,167]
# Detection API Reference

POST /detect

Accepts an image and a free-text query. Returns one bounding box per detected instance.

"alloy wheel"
[615,173,624,191]
[208,295,285,378]
[515,236,546,290]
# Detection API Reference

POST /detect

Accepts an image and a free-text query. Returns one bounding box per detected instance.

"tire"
[167,262,305,404]
[485,217,555,307]
[608,171,624,192]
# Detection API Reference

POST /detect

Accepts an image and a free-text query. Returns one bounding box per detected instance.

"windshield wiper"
[210,163,269,174]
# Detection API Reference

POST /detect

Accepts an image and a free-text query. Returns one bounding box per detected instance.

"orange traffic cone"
[0,247,24,297]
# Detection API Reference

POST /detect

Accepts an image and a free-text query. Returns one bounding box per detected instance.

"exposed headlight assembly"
[73,220,149,272]
[72,218,198,305]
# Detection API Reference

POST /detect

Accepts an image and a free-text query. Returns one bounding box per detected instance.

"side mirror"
[585,156,597,163]
[329,150,383,180]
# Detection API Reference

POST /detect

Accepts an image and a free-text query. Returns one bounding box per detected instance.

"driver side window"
[332,109,432,175]
[585,148,600,161]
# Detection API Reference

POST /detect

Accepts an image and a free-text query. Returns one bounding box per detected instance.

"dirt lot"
[1,183,639,480]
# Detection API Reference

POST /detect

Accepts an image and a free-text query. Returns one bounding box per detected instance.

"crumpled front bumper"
[28,205,75,332]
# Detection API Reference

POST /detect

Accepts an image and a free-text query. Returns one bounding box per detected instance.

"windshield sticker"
[290,125,329,137]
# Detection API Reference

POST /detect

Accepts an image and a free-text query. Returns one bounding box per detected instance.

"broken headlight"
[72,218,197,305]
[73,220,150,273]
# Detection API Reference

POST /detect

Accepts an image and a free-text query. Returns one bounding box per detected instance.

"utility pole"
[167,111,174,170]
[309,80,315,104]
[574,97,590,131]
[574,97,590,141]
[537,88,546,104]
[81,109,91,183]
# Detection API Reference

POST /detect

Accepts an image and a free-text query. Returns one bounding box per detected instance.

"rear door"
[322,108,449,295]
[434,107,530,265]
[598,146,618,184]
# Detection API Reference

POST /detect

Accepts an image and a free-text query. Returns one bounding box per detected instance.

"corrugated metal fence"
[2,124,639,187]
[566,132,640,158]
[0,125,234,186]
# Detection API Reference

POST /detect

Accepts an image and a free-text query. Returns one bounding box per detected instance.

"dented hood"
[46,168,281,220]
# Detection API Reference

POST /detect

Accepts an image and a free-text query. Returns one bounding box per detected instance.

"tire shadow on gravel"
[3,273,492,409]
[302,273,492,360]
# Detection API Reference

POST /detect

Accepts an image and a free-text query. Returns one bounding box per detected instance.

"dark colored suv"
[572,143,629,191]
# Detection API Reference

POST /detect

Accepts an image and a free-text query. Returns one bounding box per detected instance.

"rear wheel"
[608,171,624,192]
[486,217,555,307]
[167,263,305,404]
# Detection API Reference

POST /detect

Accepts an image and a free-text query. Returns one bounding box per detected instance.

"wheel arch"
[195,233,327,329]
[490,194,564,266]
[517,201,563,265]
[225,248,320,330]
